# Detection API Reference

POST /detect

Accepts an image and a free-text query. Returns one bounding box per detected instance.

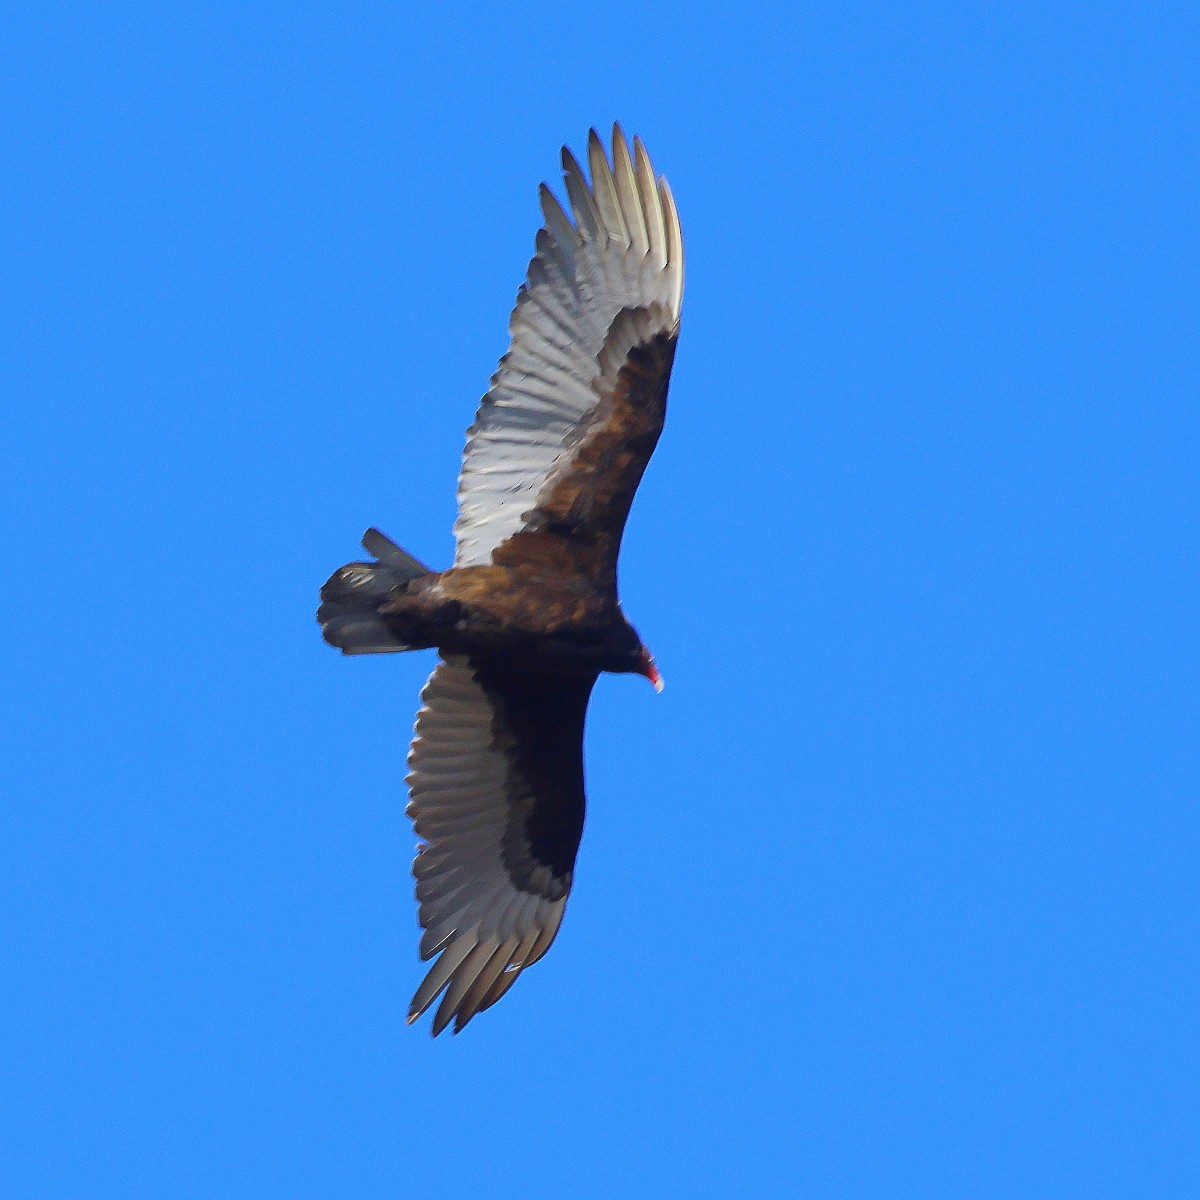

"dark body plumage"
[318,129,682,1034]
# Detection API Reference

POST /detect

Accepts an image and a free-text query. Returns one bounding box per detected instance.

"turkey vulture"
[318,126,683,1035]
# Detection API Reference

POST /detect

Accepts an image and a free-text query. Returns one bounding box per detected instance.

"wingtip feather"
[632,135,667,268]
[561,145,600,236]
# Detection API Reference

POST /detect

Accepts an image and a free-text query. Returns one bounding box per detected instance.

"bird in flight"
[318,126,683,1035]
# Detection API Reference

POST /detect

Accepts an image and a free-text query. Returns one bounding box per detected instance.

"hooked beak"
[639,647,664,693]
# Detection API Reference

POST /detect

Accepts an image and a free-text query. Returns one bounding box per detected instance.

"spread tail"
[318,528,430,655]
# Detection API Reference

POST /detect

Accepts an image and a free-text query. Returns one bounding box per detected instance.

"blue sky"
[2,3,1197,1196]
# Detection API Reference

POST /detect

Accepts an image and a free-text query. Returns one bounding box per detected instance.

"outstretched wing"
[405,654,596,1035]
[453,126,684,586]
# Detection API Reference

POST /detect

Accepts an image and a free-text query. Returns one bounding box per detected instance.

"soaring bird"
[318,127,683,1035]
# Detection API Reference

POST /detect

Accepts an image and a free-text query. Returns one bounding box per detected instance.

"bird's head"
[637,645,664,693]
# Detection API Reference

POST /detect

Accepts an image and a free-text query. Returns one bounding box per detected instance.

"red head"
[637,645,664,692]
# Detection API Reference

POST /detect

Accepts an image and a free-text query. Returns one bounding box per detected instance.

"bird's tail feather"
[318,528,430,655]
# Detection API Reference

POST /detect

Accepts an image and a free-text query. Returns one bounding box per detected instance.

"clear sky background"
[3,3,1197,1196]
